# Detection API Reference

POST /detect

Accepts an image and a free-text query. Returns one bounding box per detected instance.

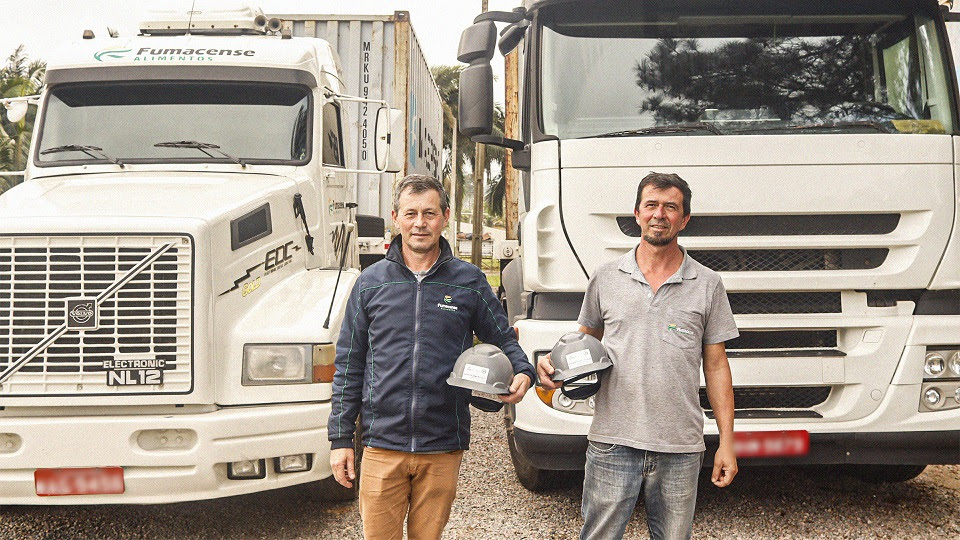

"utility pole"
[504,48,519,242]
[471,0,489,267]
[450,114,459,256]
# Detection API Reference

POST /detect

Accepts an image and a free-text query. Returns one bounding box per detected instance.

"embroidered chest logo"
[667,323,693,336]
[438,294,458,312]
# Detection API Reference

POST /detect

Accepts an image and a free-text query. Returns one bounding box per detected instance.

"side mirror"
[458,21,496,138]
[375,107,404,174]
[498,20,529,56]
[5,101,29,123]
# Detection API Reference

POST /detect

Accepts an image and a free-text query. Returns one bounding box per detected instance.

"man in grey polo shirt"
[538,172,739,540]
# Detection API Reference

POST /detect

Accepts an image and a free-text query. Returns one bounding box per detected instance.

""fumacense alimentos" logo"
[95,47,257,62]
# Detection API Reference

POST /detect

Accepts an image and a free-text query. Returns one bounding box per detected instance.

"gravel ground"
[1,410,958,539]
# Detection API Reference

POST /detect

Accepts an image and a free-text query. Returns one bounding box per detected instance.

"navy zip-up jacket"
[328,236,535,453]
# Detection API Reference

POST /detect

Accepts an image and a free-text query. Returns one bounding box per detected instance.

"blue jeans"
[580,441,703,540]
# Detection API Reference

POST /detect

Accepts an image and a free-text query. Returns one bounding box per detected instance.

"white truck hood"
[0,171,296,222]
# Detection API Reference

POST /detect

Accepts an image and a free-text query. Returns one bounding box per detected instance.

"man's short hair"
[393,174,450,213]
[635,172,692,216]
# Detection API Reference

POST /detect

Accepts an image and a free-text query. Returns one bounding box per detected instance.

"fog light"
[924,388,942,406]
[924,353,945,377]
[587,396,595,410]
[136,429,197,451]
[274,454,312,473]
[950,352,960,377]
[557,394,573,408]
[955,387,960,402]
[228,459,266,480]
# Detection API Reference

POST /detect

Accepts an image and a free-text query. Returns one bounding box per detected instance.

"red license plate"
[734,430,810,458]
[35,467,125,496]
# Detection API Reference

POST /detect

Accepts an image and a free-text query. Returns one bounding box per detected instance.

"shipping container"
[277,11,443,221]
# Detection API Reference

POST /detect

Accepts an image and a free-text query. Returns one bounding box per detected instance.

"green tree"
[0,45,45,194]
[431,64,506,225]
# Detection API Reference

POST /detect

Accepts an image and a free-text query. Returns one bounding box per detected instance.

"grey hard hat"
[448,344,515,412]
[448,344,514,394]
[550,332,612,383]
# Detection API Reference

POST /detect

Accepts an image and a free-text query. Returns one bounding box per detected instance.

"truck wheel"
[508,428,556,491]
[845,464,926,483]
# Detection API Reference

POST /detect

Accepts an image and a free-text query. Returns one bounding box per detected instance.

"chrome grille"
[0,235,193,395]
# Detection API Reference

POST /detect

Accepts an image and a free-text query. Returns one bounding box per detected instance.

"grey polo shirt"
[578,245,739,453]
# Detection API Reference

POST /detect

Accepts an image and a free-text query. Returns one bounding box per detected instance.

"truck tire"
[844,464,926,484]
[507,428,559,491]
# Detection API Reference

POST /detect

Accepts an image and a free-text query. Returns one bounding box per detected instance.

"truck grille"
[618,213,900,237]
[700,386,832,411]
[687,248,887,272]
[0,235,193,396]
[727,292,842,314]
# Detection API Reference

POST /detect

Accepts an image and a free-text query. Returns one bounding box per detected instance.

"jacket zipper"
[410,280,422,452]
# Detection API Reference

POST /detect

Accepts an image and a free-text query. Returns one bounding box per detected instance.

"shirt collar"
[618,244,698,283]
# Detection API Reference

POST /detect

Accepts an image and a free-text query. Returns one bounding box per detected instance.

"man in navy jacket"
[329,174,535,540]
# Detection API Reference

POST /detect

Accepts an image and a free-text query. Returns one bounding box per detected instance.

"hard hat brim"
[550,359,613,382]
[446,374,512,395]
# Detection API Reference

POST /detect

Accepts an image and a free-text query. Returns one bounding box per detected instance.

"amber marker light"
[536,386,555,407]
[313,344,336,383]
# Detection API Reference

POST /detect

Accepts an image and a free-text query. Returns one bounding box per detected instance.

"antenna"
[186,0,198,35]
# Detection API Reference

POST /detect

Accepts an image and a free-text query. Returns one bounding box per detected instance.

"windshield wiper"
[739,121,890,134]
[40,145,124,168]
[589,122,722,138]
[154,140,247,168]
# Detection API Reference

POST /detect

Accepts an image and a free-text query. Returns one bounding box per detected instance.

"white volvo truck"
[459,0,960,489]
[0,2,405,503]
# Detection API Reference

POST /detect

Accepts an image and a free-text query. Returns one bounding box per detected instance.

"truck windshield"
[539,0,955,139]
[37,82,310,165]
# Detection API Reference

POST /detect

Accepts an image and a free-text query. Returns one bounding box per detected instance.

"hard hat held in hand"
[447,343,514,412]
[550,332,612,400]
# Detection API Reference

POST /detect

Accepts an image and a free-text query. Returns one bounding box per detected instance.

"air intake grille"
[700,386,831,410]
[618,214,900,237]
[727,330,837,350]
[727,292,842,314]
[0,235,193,396]
[688,249,887,272]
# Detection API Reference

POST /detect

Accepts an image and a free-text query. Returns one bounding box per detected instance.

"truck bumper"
[0,402,332,504]
[512,427,960,470]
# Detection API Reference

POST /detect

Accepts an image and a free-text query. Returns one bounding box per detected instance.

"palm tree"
[431,64,506,226]
[0,45,45,194]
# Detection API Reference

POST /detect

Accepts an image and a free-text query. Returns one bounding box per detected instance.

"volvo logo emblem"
[66,298,98,330]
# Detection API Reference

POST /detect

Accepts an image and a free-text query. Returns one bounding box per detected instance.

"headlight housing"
[242,344,318,385]
[920,347,960,412]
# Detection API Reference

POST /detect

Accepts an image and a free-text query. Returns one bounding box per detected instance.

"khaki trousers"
[359,446,464,540]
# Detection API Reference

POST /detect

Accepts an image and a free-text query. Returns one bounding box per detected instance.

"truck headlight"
[950,352,960,377]
[924,352,946,377]
[242,344,314,385]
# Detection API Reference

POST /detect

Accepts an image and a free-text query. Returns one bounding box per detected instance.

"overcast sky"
[1,0,520,97]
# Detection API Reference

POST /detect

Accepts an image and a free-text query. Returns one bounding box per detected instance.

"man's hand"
[330,447,356,488]
[711,443,738,488]
[536,353,562,390]
[501,373,532,404]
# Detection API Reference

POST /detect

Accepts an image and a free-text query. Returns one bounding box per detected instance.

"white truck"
[459,0,960,489]
[0,2,411,504]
